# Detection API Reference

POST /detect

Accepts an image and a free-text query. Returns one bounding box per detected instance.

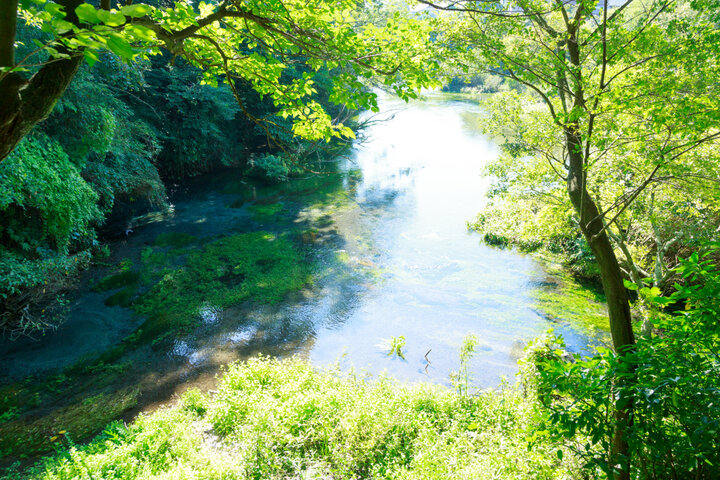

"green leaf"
[52,19,74,33]
[121,3,152,18]
[126,24,155,41]
[106,33,134,60]
[83,49,99,67]
[97,10,126,27]
[45,2,65,17]
[623,279,638,291]
[75,3,99,23]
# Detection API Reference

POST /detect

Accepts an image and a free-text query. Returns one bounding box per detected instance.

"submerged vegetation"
[92,232,311,344]
[530,255,610,338]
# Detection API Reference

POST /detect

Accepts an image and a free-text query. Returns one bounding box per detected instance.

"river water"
[0,93,598,394]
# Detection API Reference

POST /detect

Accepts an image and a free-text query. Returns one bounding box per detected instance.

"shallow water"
[0,93,600,391]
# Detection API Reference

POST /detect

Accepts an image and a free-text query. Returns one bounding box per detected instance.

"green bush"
[523,246,720,479]
[247,153,297,182]
[0,134,100,254]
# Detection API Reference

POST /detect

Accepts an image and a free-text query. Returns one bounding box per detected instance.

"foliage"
[0,133,100,254]
[442,71,513,94]
[469,87,720,287]
[247,153,297,182]
[1,5,373,337]
[16,356,580,480]
[0,133,100,336]
[135,55,244,178]
[522,247,720,478]
[9,0,439,147]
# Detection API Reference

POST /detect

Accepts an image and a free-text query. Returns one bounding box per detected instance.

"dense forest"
[1,0,719,479]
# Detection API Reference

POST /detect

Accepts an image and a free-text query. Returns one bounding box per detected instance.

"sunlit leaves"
[75,4,98,24]
[106,32,133,60]
[14,0,438,143]
[120,4,152,18]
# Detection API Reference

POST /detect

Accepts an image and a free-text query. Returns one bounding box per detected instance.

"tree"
[424,0,720,477]
[0,0,438,162]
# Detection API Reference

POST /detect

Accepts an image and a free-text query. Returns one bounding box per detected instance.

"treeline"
[0,23,347,339]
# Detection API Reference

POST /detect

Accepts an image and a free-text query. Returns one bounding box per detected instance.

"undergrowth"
[13,356,580,479]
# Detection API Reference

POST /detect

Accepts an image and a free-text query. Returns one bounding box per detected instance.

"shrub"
[524,246,720,479]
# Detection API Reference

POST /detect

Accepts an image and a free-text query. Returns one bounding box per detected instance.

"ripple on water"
[171,340,207,366]
[198,303,221,325]
[226,326,258,344]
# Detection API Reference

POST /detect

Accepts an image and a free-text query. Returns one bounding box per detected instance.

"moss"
[153,232,197,248]
[92,270,140,292]
[0,386,139,459]
[132,232,311,341]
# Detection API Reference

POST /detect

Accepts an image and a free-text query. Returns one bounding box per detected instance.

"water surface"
[0,93,598,393]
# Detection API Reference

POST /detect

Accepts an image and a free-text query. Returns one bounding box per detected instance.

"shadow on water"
[0,91,608,465]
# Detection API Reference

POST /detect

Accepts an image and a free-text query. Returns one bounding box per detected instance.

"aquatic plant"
[133,232,311,343]
[152,232,197,248]
[385,335,406,359]
[248,202,285,222]
[92,270,140,292]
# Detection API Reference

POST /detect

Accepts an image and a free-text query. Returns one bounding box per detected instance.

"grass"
[13,356,581,480]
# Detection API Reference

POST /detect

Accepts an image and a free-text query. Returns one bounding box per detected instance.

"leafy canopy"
[12,0,440,142]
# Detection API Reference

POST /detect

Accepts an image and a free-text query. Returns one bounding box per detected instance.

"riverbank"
[5,356,583,480]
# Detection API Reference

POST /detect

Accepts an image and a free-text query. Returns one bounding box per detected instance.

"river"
[0,93,603,419]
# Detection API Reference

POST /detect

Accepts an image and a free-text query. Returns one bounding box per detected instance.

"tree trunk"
[566,128,635,480]
[0,0,19,68]
[0,0,87,161]
[0,55,84,160]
